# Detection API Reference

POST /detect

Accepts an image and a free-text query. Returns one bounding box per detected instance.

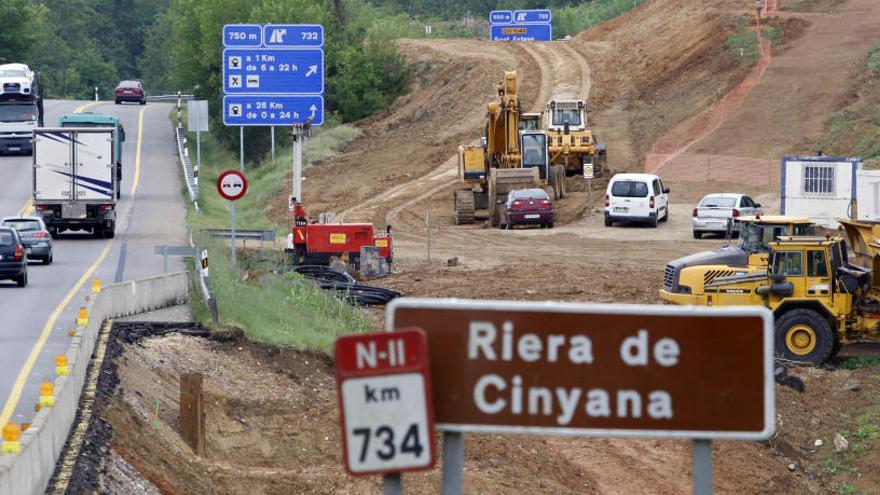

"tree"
[0,0,37,63]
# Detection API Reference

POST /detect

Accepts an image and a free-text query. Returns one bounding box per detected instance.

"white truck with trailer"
[0,64,44,154]
[32,128,118,238]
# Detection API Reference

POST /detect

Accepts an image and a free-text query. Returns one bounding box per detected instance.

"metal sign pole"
[240,127,245,171]
[383,474,403,495]
[230,201,237,269]
[692,439,713,495]
[271,126,276,161]
[588,178,592,216]
[196,128,201,177]
[293,127,303,203]
[441,432,464,495]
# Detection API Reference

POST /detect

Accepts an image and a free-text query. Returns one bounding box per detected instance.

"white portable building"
[780,156,862,228]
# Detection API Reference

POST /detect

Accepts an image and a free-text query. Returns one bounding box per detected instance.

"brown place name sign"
[388,299,774,440]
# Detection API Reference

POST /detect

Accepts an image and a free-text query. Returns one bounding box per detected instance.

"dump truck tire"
[774,309,835,364]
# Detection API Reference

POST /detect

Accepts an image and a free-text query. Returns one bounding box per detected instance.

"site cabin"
[780,155,862,228]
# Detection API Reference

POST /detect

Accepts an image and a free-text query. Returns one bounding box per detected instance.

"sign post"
[335,329,437,493]
[583,162,594,216]
[187,100,209,179]
[216,170,248,268]
[388,299,774,494]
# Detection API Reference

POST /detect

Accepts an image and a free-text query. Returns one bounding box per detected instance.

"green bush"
[868,43,880,72]
[331,38,411,122]
[553,0,650,38]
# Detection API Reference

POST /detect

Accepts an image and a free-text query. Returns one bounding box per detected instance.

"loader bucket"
[839,218,880,267]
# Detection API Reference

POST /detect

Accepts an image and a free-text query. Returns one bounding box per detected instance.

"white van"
[604,173,670,227]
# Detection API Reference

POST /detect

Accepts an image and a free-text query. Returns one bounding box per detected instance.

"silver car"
[692,193,762,239]
[1,216,53,264]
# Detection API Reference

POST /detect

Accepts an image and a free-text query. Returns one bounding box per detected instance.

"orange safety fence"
[645,17,779,186]
[645,153,780,191]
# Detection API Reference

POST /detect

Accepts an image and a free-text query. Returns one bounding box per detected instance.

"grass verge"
[178,118,370,352]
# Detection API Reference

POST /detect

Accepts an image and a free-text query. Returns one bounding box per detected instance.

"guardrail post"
[180,373,205,456]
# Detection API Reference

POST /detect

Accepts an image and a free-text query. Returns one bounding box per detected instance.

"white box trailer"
[780,155,862,228]
[32,128,117,238]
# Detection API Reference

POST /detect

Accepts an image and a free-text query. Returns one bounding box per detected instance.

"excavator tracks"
[453,189,476,224]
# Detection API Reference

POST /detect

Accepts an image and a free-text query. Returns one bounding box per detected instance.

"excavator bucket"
[487,168,541,225]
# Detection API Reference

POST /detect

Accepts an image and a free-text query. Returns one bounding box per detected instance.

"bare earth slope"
[691,0,880,157]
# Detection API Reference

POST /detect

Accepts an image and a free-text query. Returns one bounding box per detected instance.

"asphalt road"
[0,99,187,428]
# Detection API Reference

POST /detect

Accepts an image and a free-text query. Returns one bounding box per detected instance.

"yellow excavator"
[454,71,564,225]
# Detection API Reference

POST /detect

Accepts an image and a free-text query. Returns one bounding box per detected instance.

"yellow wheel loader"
[545,99,607,177]
[455,71,555,225]
[666,235,880,364]
[660,215,814,305]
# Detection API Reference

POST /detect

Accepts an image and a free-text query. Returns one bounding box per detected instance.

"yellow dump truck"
[665,235,880,364]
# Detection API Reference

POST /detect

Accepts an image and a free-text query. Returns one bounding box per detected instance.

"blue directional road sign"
[490,24,552,42]
[223,24,262,47]
[489,10,513,24]
[223,48,324,94]
[263,24,324,47]
[512,9,553,24]
[223,95,324,126]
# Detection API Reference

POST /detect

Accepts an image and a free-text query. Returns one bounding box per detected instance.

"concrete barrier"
[0,271,190,495]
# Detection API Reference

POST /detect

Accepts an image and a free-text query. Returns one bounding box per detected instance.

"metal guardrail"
[174,91,200,211]
[146,93,194,102]
[206,229,276,241]
[206,229,277,256]
[189,233,219,324]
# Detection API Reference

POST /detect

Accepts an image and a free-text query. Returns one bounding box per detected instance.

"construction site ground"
[89,0,880,493]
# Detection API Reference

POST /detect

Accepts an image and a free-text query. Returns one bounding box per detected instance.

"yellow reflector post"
[39,380,55,407]
[55,354,70,376]
[76,307,88,327]
[2,423,21,454]
[91,278,102,293]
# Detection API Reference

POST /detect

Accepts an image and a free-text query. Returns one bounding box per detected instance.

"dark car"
[498,188,555,229]
[1,216,53,264]
[114,80,146,105]
[0,227,28,287]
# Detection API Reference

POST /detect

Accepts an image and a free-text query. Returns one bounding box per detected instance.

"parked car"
[604,173,669,227]
[0,226,28,287]
[1,216,53,264]
[114,80,146,105]
[498,188,555,229]
[692,193,762,239]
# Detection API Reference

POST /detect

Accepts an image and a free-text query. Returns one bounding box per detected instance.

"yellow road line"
[17,199,32,217]
[0,104,150,427]
[73,101,102,114]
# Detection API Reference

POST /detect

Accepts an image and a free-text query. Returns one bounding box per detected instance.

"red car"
[114,80,146,105]
[498,188,555,229]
